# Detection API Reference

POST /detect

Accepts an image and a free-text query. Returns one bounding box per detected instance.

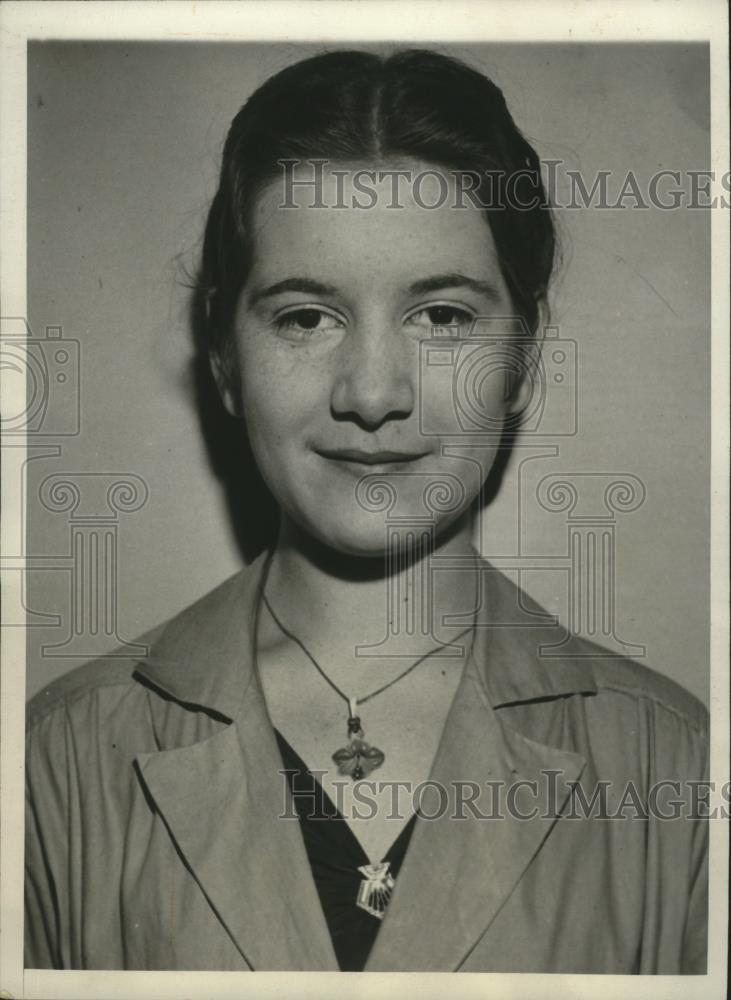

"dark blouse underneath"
[274,729,417,971]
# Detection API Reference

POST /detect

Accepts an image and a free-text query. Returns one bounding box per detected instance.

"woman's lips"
[316,447,430,472]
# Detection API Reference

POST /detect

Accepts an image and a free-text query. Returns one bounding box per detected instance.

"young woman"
[25,48,708,974]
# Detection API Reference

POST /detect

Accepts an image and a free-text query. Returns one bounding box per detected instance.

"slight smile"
[316,447,431,472]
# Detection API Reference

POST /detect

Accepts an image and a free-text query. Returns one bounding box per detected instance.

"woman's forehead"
[256,157,480,213]
[247,160,504,292]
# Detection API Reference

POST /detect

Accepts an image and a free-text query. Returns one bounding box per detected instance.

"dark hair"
[197,47,557,390]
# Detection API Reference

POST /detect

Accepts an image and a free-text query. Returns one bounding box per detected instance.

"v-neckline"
[273,727,418,865]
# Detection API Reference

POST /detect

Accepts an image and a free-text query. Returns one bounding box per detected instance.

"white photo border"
[1,2,728,998]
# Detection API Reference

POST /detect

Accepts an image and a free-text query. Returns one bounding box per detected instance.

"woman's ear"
[209,345,243,418]
[506,304,547,418]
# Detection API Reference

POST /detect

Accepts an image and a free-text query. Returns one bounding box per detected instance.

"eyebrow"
[247,272,502,307]
[248,278,338,307]
[407,273,502,303]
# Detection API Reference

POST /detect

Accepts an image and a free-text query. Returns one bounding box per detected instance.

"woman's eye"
[275,308,344,339]
[406,305,475,332]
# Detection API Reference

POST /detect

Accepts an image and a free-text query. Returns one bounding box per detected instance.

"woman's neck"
[260,513,481,673]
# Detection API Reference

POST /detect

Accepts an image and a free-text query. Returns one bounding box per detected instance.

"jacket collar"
[133,548,269,722]
[132,548,595,971]
[134,547,596,717]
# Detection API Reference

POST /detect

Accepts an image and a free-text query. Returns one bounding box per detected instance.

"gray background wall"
[25,42,710,703]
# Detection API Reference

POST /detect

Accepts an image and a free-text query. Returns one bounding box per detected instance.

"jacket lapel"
[365,563,594,972]
[365,654,588,971]
[135,680,338,970]
[133,552,338,971]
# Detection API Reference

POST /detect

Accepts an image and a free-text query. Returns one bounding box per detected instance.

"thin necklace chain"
[262,592,474,711]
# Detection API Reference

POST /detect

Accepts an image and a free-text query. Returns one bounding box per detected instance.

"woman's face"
[217,160,522,556]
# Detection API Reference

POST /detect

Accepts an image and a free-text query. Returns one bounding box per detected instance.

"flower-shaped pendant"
[332,736,385,780]
[332,703,385,780]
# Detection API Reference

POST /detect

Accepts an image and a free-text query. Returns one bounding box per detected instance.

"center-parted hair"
[198,48,557,389]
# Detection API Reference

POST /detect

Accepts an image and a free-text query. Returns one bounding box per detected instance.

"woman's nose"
[330,322,415,430]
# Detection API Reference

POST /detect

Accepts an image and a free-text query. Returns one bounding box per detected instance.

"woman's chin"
[296,509,471,561]
[307,518,398,559]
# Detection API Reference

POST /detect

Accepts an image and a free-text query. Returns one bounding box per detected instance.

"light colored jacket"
[25,550,708,972]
